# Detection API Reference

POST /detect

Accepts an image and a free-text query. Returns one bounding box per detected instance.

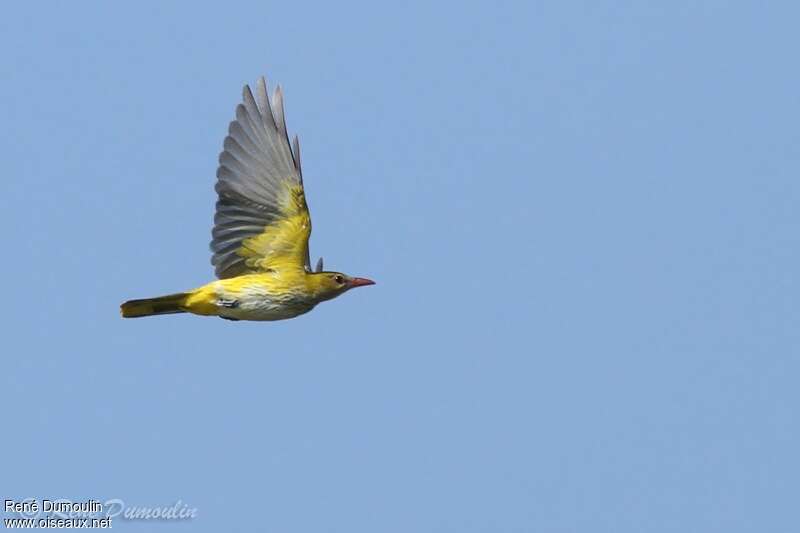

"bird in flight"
[121,76,375,321]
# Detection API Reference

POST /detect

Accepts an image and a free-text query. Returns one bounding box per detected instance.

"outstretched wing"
[210,77,312,279]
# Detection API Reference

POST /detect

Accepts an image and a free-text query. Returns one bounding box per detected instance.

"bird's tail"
[120,292,189,318]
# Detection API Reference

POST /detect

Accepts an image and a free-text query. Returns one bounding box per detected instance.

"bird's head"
[310,271,375,302]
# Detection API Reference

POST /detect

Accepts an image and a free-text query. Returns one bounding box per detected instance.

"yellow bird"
[121,76,374,321]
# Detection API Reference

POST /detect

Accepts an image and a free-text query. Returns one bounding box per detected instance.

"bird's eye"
[334,275,344,284]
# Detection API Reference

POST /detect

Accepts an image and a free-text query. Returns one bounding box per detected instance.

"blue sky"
[2,1,798,531]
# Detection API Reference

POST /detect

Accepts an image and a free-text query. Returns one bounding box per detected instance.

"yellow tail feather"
[120,292,188,318]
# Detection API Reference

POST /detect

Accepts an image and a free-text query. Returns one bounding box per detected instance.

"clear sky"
[2,1,798,531]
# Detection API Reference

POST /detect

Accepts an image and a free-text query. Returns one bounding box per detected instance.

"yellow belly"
[182,274,316,321]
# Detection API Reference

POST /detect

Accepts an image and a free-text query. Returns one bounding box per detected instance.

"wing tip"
[292,134,302,177]
[242,83,254,101]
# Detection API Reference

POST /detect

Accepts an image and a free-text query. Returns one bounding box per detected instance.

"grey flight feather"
[210,76,309,279]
